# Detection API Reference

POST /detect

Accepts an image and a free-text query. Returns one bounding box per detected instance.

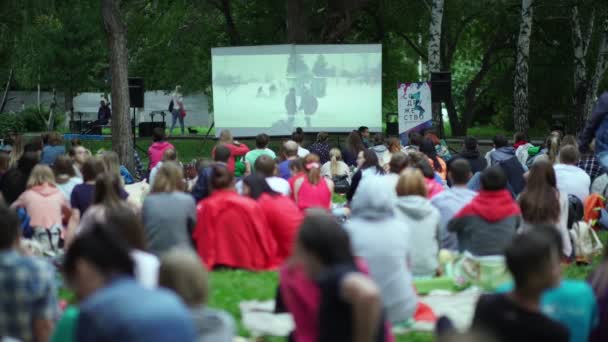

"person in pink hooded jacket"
[11,164,70,230]
[148,127,175,170]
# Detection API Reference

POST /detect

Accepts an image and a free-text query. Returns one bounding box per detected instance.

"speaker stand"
[204,121,215,141]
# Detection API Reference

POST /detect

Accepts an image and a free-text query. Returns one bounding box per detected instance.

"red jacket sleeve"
[230,143,250,157]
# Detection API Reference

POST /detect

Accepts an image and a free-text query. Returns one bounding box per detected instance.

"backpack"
[331,175,350,194]
[569,221,603,264]
[567,194,584,229]
[584,193,605,230]
[32,226,62,257]
[168,99,174,112]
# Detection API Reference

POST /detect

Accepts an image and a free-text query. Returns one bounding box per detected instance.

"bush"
[20,106,65,132]
[0,112,25,137]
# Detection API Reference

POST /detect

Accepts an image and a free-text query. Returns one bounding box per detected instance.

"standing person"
[193,164,276,270]
[431,159,476,251]
[358,126,371,147]
[577,139,604,182]
[554,145,590,203]
[169,85,186,136]
[96,99,111,125]
[53,155,83,201]
[420,138,447,181]
[579,92,608,169]
[449,137,487,174]
[320,148,351,183]
[345,176,418,325]
[148,127,175,170]
[214,130,250,174]
[8,133,24,168]
[0,151,39,204]
[278,140,299,180]
[347,149,385,202]
[192,144,231,203]
[342,130,366,167]
[252,155,290,196]
[63,225,196,342]
[0,205,59,342]
[40,132,66,166]
[448,167,521,256]
[489,135,517,165]
[471,228,569,342]
[242,174,303,264]
[245,133,276,172]
[292,127,310,158]
[395,169,441,277]
[143,162,196,256]
[294,154,334,211]
[518,161,572,258]
[292,210,385,342]
[159,249,236,342]
[308,132,331,164]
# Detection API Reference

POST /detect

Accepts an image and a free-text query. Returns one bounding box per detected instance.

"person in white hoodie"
[395,168,441,278]
[344,175,418,325]
[370,133,391,169]
[554,145,590,203]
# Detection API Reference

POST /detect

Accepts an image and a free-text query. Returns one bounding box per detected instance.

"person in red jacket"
[192,164,276,270]
[243,174,303,265]
[213,130,250,174]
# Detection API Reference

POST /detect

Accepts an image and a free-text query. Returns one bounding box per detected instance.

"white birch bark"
[428,0,444,130]
[586,19,608,119]
[513,0,534,133]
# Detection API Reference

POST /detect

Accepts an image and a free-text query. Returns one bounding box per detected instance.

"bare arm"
[33,319,53,342]
[341,273,382,342]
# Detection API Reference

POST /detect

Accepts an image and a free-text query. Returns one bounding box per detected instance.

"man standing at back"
[245,134,276,173]
[0,205,58,342]
[579,91,608,169]
[431,159,477,250]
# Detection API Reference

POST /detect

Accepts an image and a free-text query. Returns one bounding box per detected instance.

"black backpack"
[168,99,174,112]
[332,175,350,194]
[567,194,584,229]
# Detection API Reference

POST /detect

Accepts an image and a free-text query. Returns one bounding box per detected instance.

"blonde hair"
[329,148,343,176]
[219,130,233,144]
[100,151,121,179]
[396,168,427,197]
[8,135,24,168]
[27,165,55,189]
[546,133,561,164]
[151,162,185,193]
[159,249,209,307]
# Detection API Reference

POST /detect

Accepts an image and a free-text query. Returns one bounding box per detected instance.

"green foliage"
[20,107,65,132]
[0,112,25,136]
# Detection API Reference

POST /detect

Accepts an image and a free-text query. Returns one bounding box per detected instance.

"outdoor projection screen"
[211,44,382,136]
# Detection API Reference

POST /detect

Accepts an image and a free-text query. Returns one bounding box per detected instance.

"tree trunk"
[102,0,134,172]
[286,0,309,43]
[585,19,608,120]
[428,0,444,132]
[513,0,534,133]
[0,68,12,113]
[445,96,464,136]
[571,5,590,131]
[219,0,240,45]
[65,87,74,124]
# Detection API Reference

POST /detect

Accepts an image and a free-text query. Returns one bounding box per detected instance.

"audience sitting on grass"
[148,127,175,170]
[395,168,441,277]
[342,130,366,167]
[191,143,231,202]
[425,130,452,161]
[142,162,196,256]
[293,153,334,211]
[292,127,310,158]
[0,151,39,204]
[408,152,444,198]
[358,125,371,147]
[159,249,236,342]
[320,148,351,185]
[347,149,385,202]
[242,174,303,265]
[489,135,517,166]
[518,160,572,258]
[215,129,250,174]
[278,140,299,180]
[148,148,177,186]
[53,155,82,201]
[245,133,276,172]
[449,136,487,175]
[371,133,391,169]
[513,131,533,166]
[420,137,447,181]
[100,150,135,185]
[193,164,277,270]
[250,155,291,196]
[448,166,520,256]
[68,143,89,178]
[70,157,116,216]
[346,175,418,324]
[8,133,24,168]
[41,132,66,166]
[431,159,476,251]
[385,152,409,191]
[308,132,331,164]
[554,144,591,203]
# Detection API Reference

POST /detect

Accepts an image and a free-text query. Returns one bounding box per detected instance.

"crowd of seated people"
[2,92,608,342]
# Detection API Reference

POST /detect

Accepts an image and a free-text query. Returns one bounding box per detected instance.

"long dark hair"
[420,138,442,172]
[347,130,365,156]
[518,161,560,224]
[210,164,233,191]
[243,174,278,200]
[297,210,354,267]
[93,172,123,208]
[105,205,147,251]
[361,149,384,174]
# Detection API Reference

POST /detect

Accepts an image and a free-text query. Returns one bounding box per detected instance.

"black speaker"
[139,122,166,138]
[128,77,144,108]
[431,72,451,102]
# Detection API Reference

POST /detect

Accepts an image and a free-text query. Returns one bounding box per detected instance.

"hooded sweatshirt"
[147,141,175,170]
[371,145,391,168]
[345,176,418,324]
[579,91,608,156]
[11,183,69,229]
[395,195,441,277]
[448,189,520,256]
[450,150,488,174]
[490,146,516,165]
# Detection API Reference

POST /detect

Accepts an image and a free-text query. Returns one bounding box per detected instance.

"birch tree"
[102,0,134,172]
[586,18,608,119]
[513,0,534,133]
[571,4,593,129]
[428,0,444,131]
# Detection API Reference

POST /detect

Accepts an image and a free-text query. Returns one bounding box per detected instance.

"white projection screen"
[211,44,382,136]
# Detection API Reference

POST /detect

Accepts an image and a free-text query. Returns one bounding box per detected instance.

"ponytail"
[330,155,338,177]
[304,154,322,185]
[548,135,560,164]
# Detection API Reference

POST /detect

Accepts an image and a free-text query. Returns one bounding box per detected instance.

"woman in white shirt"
[53,155,82,201]
[320,148,351,181]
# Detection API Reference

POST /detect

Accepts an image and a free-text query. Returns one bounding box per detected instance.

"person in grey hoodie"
[371,133,391,169]
[489,135,516,165]
[395,168,441,278]
[344,175,418,325]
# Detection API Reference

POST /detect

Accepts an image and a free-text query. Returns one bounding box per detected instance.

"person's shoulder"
[476,293,508,310]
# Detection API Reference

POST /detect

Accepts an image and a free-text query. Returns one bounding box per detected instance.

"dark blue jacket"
[579,92,608,154]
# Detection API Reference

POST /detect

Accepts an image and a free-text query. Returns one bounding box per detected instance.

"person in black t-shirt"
[471,225,569,342]
[292,209,385,342]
